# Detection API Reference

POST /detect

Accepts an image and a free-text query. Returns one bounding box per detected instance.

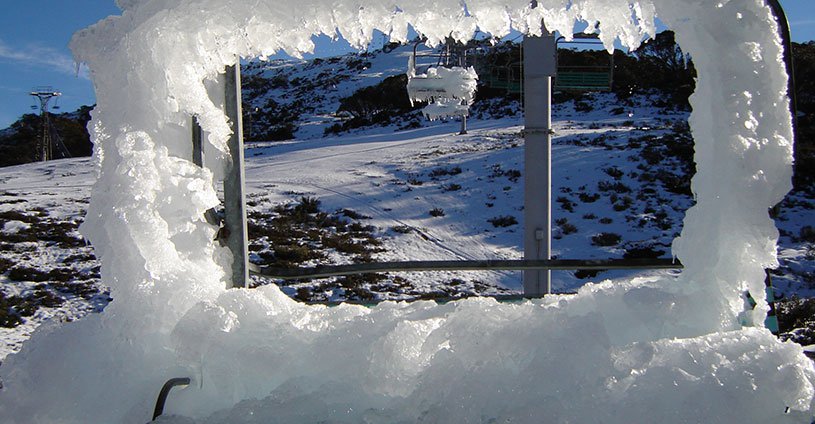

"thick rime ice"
[0,0,812,423]
[407,61,478,120]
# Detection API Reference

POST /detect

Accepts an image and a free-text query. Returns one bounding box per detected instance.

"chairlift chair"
[554,33,614,92]
[406,40,478,133]
[473,40,523,95]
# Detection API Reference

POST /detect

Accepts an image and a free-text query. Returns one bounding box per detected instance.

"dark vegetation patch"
[0,288,65,328]
[324,74,419,135]
[247,196,431,302]
[598,181,632,194]
[622,243,667,259]
[578,192,600,203]
[777,297,815,350]
[407,176,424,186]
[390,225,413,234]
[555,218,578,236]
[604,167,624,180]
[573,269,603,280]
[488,165,521,183]
[488,215,518,228]
[612,196,633,212]
[339,208,371,220]
[591,232,622,247]
[429,166,462,179]
[0,206,102,328]
[8,266,75,283]
[429,208,446,217]
[248,196,383,269]
[556,196,576,213]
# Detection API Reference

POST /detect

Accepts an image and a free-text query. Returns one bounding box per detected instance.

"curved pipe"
[152,377,191,421]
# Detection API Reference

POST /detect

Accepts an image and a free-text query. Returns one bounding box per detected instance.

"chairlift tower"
[29,87,62,162]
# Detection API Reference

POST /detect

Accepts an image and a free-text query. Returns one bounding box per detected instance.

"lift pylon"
[29,87,62,162]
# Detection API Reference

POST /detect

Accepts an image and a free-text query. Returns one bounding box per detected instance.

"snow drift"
[0,0,812,422]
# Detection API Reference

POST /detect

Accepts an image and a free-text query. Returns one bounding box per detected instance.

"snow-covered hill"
[1,50,813,361]
[241,43,424,140]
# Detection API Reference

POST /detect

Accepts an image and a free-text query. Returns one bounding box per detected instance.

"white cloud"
[0,39,88,79]
[790,19,815,27]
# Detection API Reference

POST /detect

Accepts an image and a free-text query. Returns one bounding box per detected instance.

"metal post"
[523,31,556,297]
[223,64,250,288]
[765,0,799,186]
[192,116,203,167]
[458,49,469,135]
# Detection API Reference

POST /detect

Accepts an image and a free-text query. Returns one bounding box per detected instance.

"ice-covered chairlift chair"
[406,41,478,134]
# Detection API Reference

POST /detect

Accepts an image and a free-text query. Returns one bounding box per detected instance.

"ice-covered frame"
[70,0,794,327]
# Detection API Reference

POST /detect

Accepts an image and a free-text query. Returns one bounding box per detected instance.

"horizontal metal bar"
[253,258,682,280]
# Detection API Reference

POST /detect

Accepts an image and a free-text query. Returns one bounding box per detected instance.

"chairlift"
[471,37,523,95]
[554,33,614,92]
[406,40,478,134]
[486,59,522,94]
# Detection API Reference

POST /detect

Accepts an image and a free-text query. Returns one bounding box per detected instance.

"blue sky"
[0,0,813,129]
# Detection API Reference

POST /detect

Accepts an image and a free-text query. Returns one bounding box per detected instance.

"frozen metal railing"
[253,258,683,281]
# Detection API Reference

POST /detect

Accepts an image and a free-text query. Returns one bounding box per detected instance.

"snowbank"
[0,0,811,423]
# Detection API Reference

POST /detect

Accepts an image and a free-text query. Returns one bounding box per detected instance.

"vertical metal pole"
[523,31,556,297]
[41,105,51,162]
[459,52,469,136]
[765,0,799,186]
[223,64,250,288]
[192,116,203,167]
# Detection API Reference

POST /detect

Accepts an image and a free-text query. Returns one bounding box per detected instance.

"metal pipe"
[254,258,683,280]
[191,116,203,167]
[223,64,250,288]
[765,0,799,183]
[152,377,191,421]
